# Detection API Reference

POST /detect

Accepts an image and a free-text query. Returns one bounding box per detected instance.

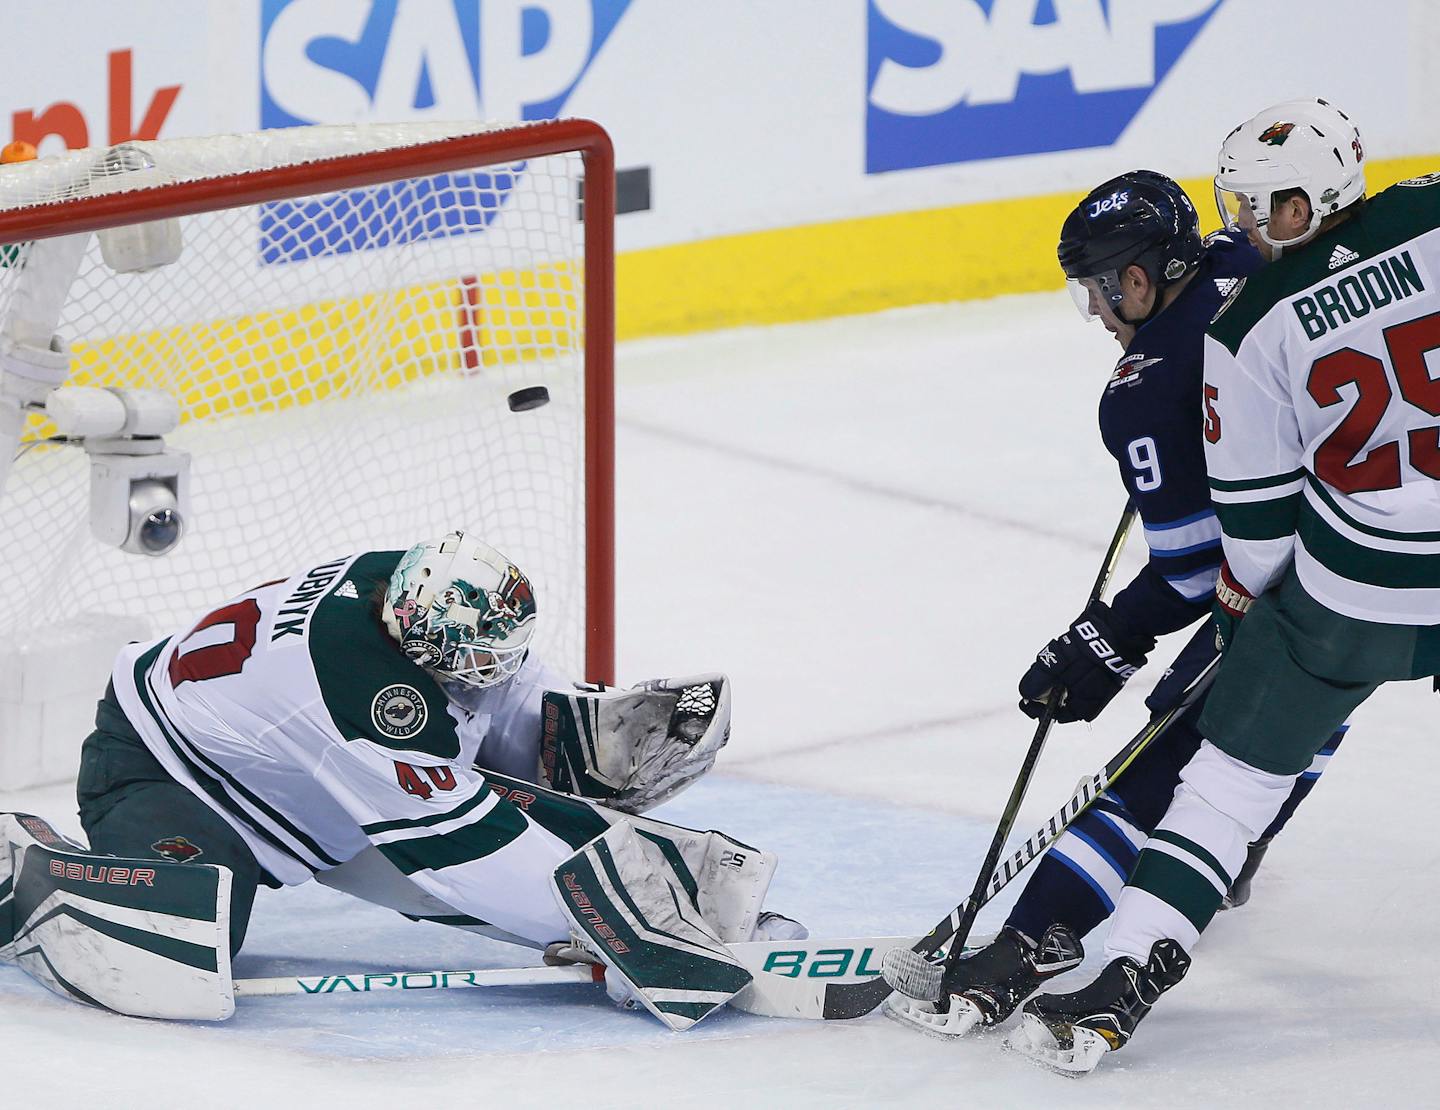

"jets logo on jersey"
[372,684,429,740]
[151,836,204,862]
[1109,354,1163,390]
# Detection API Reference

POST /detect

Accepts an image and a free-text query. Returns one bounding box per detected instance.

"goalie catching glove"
[540,674,730,813]
[1018,601,1154,723]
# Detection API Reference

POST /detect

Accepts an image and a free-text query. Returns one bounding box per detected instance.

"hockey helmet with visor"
[1058,170,1203,327]
[1213,98,1365,257]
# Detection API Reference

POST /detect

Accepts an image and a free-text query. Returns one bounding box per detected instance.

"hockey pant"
[75,684,273,958]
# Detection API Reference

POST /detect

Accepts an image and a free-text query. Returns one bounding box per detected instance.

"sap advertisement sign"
[259,0,630,128]
[866,0,1224,174]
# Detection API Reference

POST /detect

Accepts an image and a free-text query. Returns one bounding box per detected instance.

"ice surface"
[4,293,1437,1107]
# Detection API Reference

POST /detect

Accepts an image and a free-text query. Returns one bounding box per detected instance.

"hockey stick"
[880,649,1221,1003]
[820,504,1138,1020]
[728,657,1217,1020]
[231,935,916,1007]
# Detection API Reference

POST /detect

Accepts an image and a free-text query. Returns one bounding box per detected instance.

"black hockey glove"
[1017,601,1154,724]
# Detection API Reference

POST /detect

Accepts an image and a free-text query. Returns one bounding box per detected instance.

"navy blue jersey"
[1101,230,1263,641]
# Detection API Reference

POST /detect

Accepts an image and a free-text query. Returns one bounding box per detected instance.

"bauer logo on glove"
[1018,601,1153,724]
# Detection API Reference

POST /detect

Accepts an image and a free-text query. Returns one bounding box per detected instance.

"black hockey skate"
[883,924,1083,1039]
[1006,938,1191,1075]
[1220,837,1271,910]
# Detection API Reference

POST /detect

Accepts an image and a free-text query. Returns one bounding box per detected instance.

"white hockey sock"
[1105,741,1296,963]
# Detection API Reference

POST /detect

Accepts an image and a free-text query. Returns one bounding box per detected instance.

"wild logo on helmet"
[1258,121,1295,145]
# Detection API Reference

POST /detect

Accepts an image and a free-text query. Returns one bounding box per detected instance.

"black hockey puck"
[507,385,550,412]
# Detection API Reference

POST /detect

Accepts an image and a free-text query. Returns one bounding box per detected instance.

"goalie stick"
[229,935,916,1012]
[820,504,1137,1021]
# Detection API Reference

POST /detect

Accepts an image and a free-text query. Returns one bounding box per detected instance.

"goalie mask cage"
[0,119,614,786]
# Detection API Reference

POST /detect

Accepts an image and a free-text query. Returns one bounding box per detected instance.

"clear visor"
[1065,272,1125,322]
[1214,183,1263,233]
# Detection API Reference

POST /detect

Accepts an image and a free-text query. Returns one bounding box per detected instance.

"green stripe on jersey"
[1307,476,1440,543]
[1147,829,1233,888]
[1214,494,1302,540]
[1299,502,1440,588]
[1210,469,1306,494]
[377,802,528,875]
[362,787,493,836]
[1127,847,1225,933]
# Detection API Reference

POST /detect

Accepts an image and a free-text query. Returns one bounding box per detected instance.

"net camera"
[47,386,191,556]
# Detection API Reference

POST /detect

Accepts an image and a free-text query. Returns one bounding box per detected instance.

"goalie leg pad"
[626,813,778,943]
[553,820,752,1031]
[1,812,234,1020]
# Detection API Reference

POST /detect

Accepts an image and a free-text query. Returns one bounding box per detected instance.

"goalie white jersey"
[109,550,574,946]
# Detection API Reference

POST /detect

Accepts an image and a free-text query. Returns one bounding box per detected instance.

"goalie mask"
[383,532,536,689]
[1214,98,1365,257]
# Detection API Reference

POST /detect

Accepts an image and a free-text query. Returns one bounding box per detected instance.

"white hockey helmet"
[383,531,537,689]
[1214,98,1365,255]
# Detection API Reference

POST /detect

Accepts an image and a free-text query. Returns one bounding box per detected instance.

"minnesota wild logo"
[1258,121,1295,146]
[152,836,203,862]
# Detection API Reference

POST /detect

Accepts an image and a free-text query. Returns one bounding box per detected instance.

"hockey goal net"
[0,119,614,785]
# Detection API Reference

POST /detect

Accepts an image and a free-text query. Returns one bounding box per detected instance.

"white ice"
[5,292,1437,1108]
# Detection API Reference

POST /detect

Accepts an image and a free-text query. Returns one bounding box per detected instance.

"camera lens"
[138,507,182,554]
[126,479,184,556]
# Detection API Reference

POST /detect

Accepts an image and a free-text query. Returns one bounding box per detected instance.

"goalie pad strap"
[553,820,751,1031]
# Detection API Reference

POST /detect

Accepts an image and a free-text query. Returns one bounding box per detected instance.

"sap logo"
[1088,189,1129,218]
[866,0,1223,173]
[260,0,632,129]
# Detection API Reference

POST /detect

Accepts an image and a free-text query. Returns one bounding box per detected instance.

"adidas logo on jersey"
[1214,278,1239,297]
[1328,244,1360,270]
[336,580,359,599]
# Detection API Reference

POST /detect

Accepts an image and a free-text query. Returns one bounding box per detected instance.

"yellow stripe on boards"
[20,264,578,442]
[615,153,1440,340]
[17,153,1437,440]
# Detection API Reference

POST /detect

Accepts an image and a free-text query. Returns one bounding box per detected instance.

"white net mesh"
[0,121,604,682]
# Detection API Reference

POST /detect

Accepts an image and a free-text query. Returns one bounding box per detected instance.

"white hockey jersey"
[110,550,575,946]
[1204,176,1440,624]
